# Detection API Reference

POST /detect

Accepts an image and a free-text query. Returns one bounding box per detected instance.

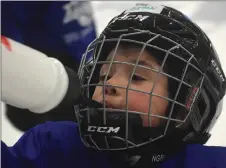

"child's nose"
[104,75,126,95]
[104,87,116,95]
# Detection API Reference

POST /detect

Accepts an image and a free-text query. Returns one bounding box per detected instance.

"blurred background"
[1,1,226,146]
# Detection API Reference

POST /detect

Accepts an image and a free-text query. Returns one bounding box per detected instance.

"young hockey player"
[1,3,226,168]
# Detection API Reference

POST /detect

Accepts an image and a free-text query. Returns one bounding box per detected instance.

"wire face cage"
[75,29,205,151]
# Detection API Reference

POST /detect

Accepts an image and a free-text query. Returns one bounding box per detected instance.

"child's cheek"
[127,91,149,112]
[127,91,164,127]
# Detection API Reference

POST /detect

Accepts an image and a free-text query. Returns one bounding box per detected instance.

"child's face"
[92,46,169,127]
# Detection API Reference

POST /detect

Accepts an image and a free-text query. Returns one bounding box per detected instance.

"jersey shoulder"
[11,121,111,168]
[28,121,85,152]
[184,144,226,168]
[34,121,112,168]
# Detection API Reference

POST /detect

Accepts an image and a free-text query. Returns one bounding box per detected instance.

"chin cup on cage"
[78,107,142,149]
[76,101,178,151]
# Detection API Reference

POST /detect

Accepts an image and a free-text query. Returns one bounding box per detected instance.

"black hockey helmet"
[75,3,226,153]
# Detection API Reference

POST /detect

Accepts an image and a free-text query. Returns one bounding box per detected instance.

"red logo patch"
[186,87,200,111]
[1,36,12,51]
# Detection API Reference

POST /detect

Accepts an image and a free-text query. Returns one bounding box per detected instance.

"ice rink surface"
[1,1,226,146]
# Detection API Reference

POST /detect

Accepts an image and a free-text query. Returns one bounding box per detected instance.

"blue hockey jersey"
[1,121,226,168]
[1,1,96,63]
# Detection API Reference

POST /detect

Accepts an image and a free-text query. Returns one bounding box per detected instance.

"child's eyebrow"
[130,59,159,70]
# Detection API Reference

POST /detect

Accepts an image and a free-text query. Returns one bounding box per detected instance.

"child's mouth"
[99,100,114,109]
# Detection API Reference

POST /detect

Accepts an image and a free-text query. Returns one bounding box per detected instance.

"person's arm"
[1,1,46,43]
[43,1,97,63]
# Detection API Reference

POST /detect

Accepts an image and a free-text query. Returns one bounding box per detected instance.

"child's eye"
[132,75,145,81]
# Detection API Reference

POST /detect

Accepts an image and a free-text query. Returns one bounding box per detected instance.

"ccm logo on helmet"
[87,126,120,133]
[110,13,149,24]
[211,59,225,82]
